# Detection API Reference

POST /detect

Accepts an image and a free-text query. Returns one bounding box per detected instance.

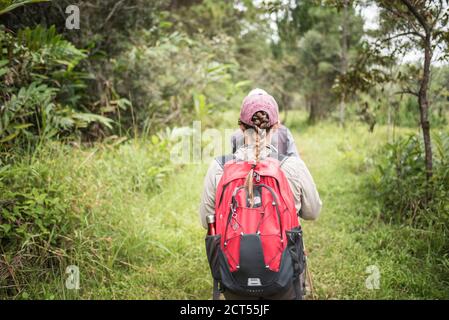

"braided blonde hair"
[242,111,271,207]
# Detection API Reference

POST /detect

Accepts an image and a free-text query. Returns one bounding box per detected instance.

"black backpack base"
[206,227,306,300]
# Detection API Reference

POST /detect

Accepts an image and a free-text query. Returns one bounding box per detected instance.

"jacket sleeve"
[281,157,322,220]
[199,160,222,229]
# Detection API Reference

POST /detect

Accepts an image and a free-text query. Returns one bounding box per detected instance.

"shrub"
[0,25,115,152]
[371,131,449,234]
[0,143,83,296]
[112,30,246,132]
[0,133,174,298]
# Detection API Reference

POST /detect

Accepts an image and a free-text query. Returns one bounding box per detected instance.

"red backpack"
[205,154,306,299]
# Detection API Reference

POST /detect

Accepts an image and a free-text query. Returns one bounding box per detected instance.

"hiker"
[230,89,299,157]
[200,91,322,300]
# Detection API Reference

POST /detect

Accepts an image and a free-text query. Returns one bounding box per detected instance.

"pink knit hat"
[240,89,279,127]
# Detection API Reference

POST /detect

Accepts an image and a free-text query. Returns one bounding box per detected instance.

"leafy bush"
[352,88,448,130]
[0,25,114,152]
[371,132,449,231]
[369,132,449,291]
[0,143,83,296]
[113,30,246,132]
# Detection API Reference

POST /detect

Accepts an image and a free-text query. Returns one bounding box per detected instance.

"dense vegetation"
[0,0,448,299]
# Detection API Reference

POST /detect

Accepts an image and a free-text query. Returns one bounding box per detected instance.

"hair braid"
[242,111,270,208]
[255,126,260,163]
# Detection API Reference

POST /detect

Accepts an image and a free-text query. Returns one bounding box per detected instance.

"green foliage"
[0,134,174,298]
[430,65,449,126]
[172,0,243,38]
[270,0,365,122]
[1,82,58,144]
[100,138,173,194]
[1,0,449,300]
[371,132,449,230]
[0,0,49,15]
[0,25,113,151]
[0,149,75,244]
[387,96,421,127]
[0,143,82,296]
[356,91,421,128]
[367,131,449,294]
[113,30,245,132]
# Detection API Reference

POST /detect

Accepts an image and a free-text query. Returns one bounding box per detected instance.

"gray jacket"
[199,144,322,229]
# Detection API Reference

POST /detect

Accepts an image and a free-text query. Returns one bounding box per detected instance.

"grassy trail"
[34,115,446,299]
[125,118,446,299]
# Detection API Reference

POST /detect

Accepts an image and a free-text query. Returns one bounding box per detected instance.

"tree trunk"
[387,93,392,141]
[339,0,349,127]
[419,38,433,183]
[339,92,346,127]
[308,94,324,124]
[398,0,436,186]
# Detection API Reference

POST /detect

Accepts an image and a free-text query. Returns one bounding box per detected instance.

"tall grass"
[0,137,179,299]
[285,112,449,299]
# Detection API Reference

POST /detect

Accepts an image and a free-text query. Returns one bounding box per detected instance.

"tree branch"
[100,0,126,29]
[395,89,419,97]
[431,0,444,31]
[381,31,425,43]
[381,4,425,38]
[400,0,430,34]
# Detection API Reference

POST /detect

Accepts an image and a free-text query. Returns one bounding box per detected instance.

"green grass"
[286,114,448,299]
[4,111,448,299]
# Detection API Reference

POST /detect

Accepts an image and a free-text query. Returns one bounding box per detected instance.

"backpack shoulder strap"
[215,154,235,169]
[278,153,288,164]
[268,151,288,166]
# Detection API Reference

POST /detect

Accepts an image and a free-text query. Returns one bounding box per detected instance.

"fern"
[17,25,87,71]
[0,24,116,148]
